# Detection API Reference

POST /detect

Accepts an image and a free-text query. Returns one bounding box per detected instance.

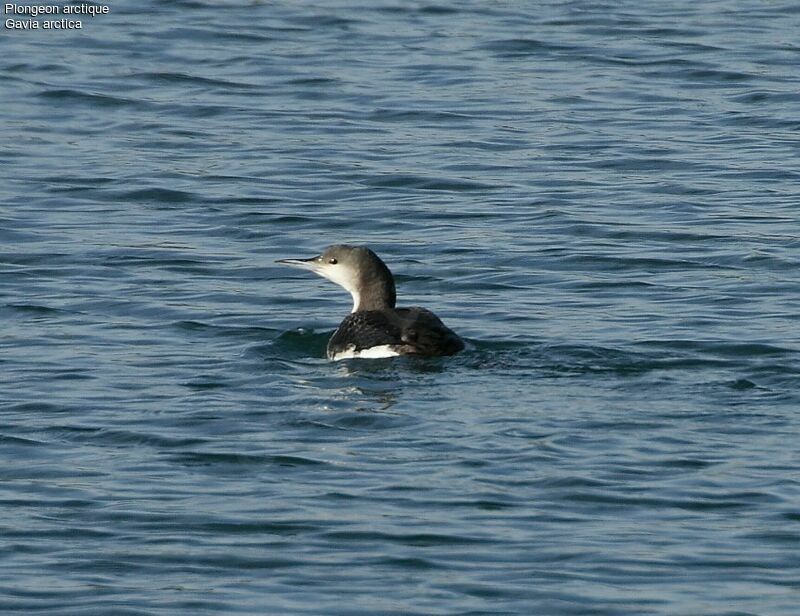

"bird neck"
[350,276,396,312]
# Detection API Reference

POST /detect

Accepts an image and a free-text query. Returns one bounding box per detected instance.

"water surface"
[2,1,800,614]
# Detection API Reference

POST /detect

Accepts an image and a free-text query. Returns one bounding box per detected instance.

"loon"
[277,245,465,361]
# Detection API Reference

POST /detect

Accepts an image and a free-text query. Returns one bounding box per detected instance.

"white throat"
[349,290,362,313]
[317,266,362,313]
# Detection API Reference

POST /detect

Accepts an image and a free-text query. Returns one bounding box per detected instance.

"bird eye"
[329,258,338,265]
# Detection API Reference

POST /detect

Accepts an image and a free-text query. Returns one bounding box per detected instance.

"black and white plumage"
[277,245,464,360]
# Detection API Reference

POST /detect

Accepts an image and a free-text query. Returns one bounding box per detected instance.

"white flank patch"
[330,344,401,361]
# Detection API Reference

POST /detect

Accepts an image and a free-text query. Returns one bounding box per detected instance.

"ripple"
[264,328,331,360]
[114,188,197,204]
[132,71,258,90]
[480,38,582,57]
[362,174,501,191]
[168,451,331,468]
[318,530,494,547]
[37,88,144,109]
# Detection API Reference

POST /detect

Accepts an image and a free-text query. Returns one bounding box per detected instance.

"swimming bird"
[277,245,465,360]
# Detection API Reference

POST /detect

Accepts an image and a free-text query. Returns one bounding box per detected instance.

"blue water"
[3,1,800,614]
